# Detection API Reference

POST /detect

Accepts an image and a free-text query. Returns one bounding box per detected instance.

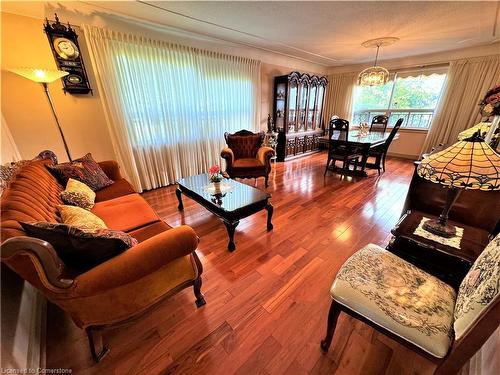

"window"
[352,69,447,129]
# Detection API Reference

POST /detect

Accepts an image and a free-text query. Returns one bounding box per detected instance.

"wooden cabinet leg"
[86,327,110,362]
[176,188,184,210]
[266,203,274,231]
[223,220,239,251]
[320,300,342,353]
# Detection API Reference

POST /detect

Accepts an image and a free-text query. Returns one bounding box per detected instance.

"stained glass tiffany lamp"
[417,131,500,238]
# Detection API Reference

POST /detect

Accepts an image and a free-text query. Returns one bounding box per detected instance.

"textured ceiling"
[4,1,500,66]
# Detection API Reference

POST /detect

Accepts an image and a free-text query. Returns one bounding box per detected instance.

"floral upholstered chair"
[221,130,275,187]
[321,235,499,374]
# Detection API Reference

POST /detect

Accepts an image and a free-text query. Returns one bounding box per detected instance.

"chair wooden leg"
[86,327,109,362]
[265,175,269,188]
[382,153,387,172]
[324,158,331,176]
[320,300,342,352]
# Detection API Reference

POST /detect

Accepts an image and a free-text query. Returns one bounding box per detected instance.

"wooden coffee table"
[176,174,273,251]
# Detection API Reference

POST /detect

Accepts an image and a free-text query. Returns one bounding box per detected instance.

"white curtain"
[83,25,261,192]
[323,72,358,123]
[421,55,500,154]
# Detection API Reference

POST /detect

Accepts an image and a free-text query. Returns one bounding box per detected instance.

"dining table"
[319,130,399,176]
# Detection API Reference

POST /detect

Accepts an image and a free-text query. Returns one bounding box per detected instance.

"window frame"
[352,67,448,131]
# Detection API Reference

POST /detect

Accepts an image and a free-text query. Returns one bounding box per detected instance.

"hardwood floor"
[46,152,441,374]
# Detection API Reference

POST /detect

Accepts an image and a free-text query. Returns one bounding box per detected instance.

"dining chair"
[370,115,389,133]
[324,118,362,175]
[366,118,404,173]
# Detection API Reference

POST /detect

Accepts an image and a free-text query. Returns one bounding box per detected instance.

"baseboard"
[387,152,418,160]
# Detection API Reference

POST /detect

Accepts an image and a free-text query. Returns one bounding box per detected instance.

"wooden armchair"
[221,130,275,187]
[320,237,499,374]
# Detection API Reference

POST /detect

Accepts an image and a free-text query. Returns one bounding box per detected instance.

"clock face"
[53,37,79,60]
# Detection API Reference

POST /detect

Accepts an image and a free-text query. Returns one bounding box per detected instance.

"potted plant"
[209,164,223,193]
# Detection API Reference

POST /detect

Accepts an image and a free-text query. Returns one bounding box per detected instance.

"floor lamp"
[9,68,72,161]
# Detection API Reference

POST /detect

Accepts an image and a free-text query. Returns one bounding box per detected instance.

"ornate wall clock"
[44,14,92,94]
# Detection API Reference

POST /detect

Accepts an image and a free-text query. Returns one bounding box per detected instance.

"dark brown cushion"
[226,134,262,159]
[20,221,137,272]
[48,153,114,191]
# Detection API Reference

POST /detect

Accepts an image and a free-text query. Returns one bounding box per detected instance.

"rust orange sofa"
[0,154,205,362]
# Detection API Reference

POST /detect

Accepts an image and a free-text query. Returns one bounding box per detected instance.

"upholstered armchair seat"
[221,130,274,187]
[330,244,456,358]
[322,236,500,375]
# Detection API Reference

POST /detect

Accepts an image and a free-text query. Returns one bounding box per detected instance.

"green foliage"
[353,73,446,111]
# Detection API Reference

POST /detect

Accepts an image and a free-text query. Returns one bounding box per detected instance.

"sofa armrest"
[98,160,123,180]
[74,225,199,295]
[221,148,235,167]
[1,236,74,289]
[257,146,275,166]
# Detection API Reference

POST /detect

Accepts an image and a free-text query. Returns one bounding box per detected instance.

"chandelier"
[358,37,399,86]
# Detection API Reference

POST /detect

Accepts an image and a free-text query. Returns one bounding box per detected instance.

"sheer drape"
[421,55,500,154]
[83,25,261,191]
[323,72,358,123]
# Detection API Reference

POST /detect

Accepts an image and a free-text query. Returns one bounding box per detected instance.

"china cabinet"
[273,72,328,161]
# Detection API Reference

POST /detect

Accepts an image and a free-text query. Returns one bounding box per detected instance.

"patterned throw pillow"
[48,153,113,191]
[58,205,107,231]
[454,233,500,339]
[20,221,138,271]
[60,178,96,210]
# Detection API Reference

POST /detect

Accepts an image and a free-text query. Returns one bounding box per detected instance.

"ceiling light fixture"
[358,37,399,86]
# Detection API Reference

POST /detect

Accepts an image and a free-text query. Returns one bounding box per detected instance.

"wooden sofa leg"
[320,300,342,352]
[192,251,206,308]
[86,327,110,362]
[193,277,206,308]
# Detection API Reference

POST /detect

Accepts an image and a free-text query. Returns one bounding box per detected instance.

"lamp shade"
[9,68,68,83]
[417,133,500,191]
[457,122,491,140]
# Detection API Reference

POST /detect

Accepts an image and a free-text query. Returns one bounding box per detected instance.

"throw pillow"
[60,178,96,210]
[454,233,500,339]
[48,153,113,191]
[20,221,138,271]
[58,205,107,231]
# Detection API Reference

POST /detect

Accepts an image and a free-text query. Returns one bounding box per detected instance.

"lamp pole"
[41,82,72,161]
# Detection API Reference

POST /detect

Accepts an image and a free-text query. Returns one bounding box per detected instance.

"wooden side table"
[387,210,491,289]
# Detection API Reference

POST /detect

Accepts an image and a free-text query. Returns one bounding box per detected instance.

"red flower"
[209,165,220,174]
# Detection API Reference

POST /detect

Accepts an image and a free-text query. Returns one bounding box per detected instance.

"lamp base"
[422,219,456,238]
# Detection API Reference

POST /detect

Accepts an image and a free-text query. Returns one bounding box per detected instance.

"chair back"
[328,118,349,142]
[327,118,359,156]
[224,130,264,159]
[370,115,389,133]
[453,233,499,340]
[383,118,403,150]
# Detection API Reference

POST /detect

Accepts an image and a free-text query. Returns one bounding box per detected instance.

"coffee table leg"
[176,188,184,210]
[266,203,274,231]
[223,220,239,252]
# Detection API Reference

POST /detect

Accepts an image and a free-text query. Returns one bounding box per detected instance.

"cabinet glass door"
[297,83,308,131]
[315,85,325,129]
[307,85,317,130]
[287,81,298,132]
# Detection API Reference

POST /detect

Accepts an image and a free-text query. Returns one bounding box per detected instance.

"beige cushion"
[58,205,107,231]
[330,244,456,358]
[454,233,500,340]
[60,178,96,210]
